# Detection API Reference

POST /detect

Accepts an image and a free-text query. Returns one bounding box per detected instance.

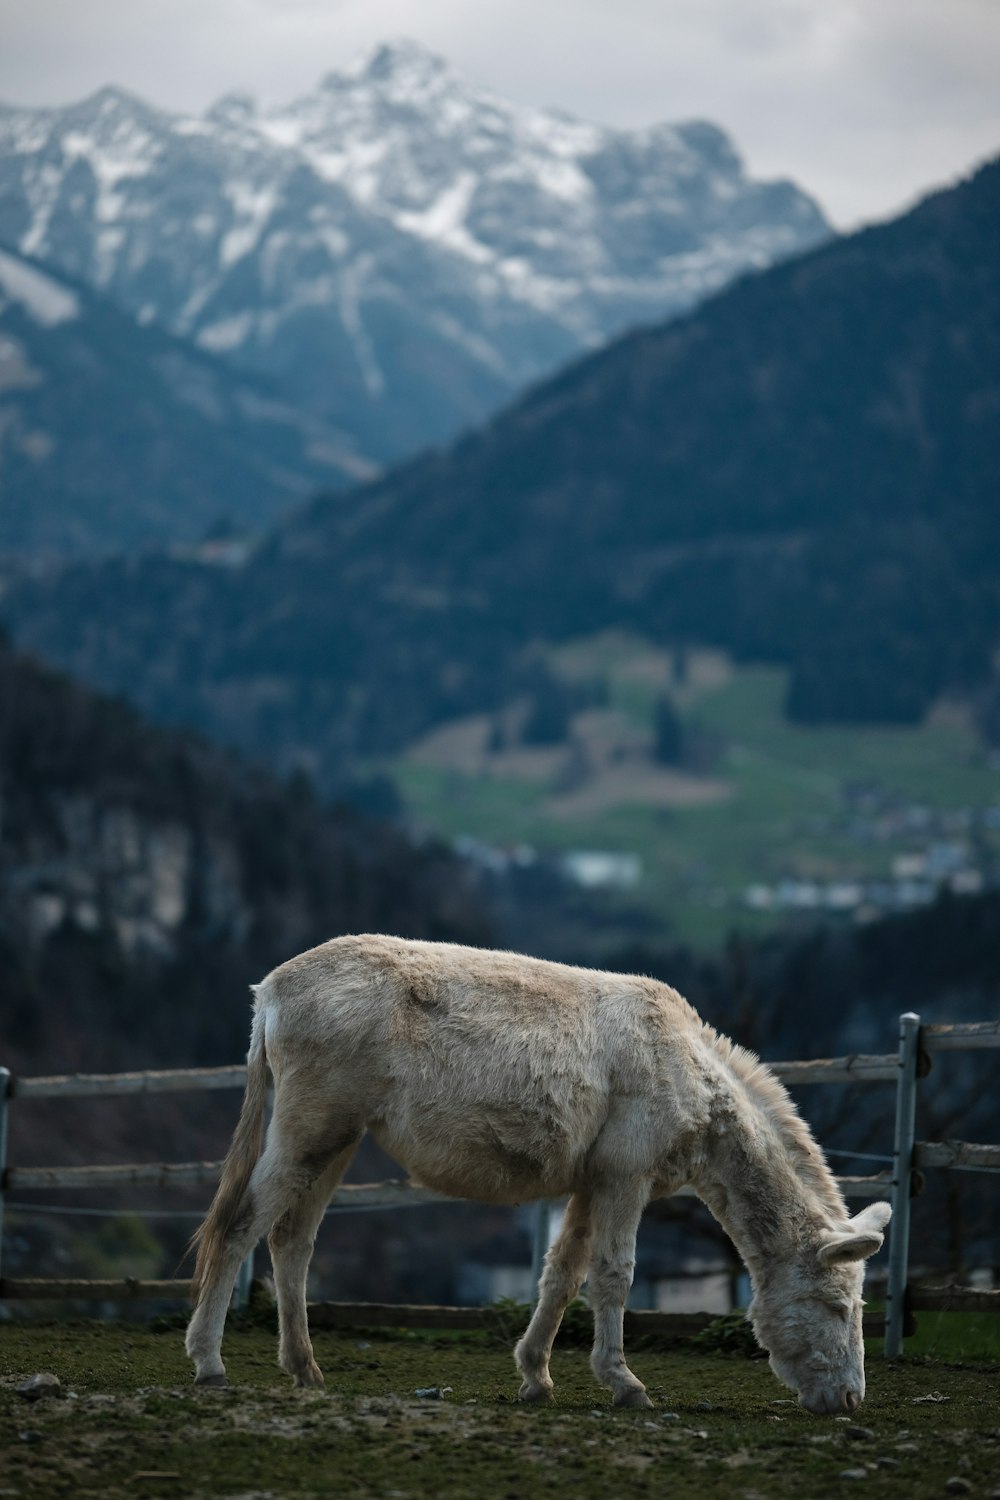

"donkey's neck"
[688,1027,847,1284]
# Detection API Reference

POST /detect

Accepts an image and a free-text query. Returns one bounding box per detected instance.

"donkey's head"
[747,1201,892,1415]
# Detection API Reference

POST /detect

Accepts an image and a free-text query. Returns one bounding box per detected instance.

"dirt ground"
[1,1321,998,1499]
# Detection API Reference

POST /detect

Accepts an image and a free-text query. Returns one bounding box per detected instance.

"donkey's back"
[256,933,699,1203]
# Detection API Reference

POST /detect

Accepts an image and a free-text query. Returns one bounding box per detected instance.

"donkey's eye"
[811,1297,849,1321]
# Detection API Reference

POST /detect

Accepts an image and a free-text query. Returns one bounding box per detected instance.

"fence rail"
[908,1284,1000,1314]
[0,1277,194,1300]
[770,1054,898,1084]
[1,1012,997,1351]
[7,1049,917,1099]
[914,1140,1000,1171]
[4,1159,894,1199]
[922,1021,1000,1052]
[9,1066,248,1100]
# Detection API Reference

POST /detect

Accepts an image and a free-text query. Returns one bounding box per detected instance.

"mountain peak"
[366,37,450,77]
[71,83,163,122]
[323,37,454,96]
[206,90,258,125]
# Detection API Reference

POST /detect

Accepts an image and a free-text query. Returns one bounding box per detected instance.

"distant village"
[453,787,1000,926]
[745,786,1000,919]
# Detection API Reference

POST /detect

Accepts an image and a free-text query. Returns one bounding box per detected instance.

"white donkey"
[186,935,891,1413]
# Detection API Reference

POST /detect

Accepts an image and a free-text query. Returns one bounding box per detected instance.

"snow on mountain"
[0,245,79,324]
[0,41,831,463]
[0,243,374,558]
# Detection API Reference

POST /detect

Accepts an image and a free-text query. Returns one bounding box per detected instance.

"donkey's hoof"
[518,1381,555,1405]
[292,1362,325,1390]
[613,1388,653,1410]
[195,1373,229,1389]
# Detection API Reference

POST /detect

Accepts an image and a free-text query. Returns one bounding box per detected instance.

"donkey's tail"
[189,990,270,1305]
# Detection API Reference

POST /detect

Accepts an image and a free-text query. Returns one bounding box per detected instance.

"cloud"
[0,0,998,226]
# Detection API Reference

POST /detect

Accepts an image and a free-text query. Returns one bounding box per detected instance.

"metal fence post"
[0,1068,10,1285]
[232,1082,272,1311]
[530,1201,552,1302]
[233,1247,254,1311]
[885,1012,921,1358]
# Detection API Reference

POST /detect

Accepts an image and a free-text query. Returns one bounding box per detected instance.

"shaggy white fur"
[185,935,890,1412]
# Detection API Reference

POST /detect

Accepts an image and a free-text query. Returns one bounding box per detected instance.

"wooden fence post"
[885,1013,921,1358]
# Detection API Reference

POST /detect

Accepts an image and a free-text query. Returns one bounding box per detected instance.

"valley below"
[382,634,1000,949]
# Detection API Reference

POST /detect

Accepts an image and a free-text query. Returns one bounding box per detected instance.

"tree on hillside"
[521,667,574,746]
[652,692,685,766]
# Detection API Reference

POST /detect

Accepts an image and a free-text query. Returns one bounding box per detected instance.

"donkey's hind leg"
[515,1191,593,1403]
[269,1142,360,1388]
[186,1145,303,1388]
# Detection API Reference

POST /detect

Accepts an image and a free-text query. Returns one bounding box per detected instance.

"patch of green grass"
[393,762,547,846]
[901,1309,1000,1363]
[694,666,993,809]
[385,644,1000,948]
[1,1320,997,1499]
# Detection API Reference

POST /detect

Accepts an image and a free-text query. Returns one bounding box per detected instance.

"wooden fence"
[1,1012,997,1354]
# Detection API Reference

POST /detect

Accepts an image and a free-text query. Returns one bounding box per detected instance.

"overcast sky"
[2,0,999,228]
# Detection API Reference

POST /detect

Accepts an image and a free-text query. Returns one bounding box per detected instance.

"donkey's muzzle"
[800,1386,863,1416]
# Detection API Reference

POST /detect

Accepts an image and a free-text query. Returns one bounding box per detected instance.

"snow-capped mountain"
[0,39,830,463]
[0,243,372,557]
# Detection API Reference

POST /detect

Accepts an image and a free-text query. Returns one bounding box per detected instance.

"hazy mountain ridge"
[0,242,373,556]
[0,39,829,462]
[3,157,997,775]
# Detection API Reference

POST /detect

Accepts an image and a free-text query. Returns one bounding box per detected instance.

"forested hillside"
[0,637,490,1080]
[5,158,997,782]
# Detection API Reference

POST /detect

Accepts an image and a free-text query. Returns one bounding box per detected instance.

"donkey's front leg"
[587,1180,652,1409]
[515,1191,592,1403]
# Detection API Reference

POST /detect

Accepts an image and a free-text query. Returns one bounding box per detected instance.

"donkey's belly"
[368,1094,593,1205]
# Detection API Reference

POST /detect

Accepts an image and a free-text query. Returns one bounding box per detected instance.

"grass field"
[386,633,1000,947]
[2,1318,998,1498]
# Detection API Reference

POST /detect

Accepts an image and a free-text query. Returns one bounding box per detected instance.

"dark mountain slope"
[4,159,999,775]
[270,154,997,722]
[0,244,371,557]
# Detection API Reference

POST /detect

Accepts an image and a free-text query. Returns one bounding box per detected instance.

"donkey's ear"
[818,1203,892,1265]
[856,1201,892,1234]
